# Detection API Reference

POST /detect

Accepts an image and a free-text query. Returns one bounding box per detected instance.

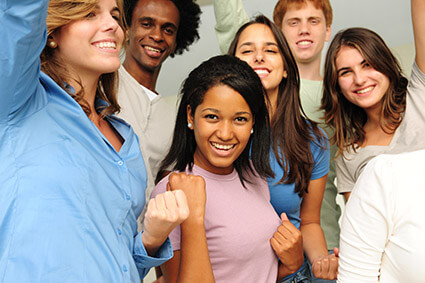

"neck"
[297,57,323,81]
[123,58,160,92]
[68,72,99,116]
[364,103,382,129]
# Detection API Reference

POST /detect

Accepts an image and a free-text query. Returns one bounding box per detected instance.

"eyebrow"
[337,59,367,75]
[201,108,252,116]
[137,16,178,30]
[238,42,278,48]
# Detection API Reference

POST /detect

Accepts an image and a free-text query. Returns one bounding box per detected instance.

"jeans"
[279,260,311,283]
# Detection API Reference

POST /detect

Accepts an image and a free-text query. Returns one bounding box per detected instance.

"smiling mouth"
[355,86,374,94]
[93,41,117,49]
[211,142,235,151]
[297,40,313,47]
[144,45,163,53]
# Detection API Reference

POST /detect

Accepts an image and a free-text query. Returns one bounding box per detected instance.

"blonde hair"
[41,0,125,117]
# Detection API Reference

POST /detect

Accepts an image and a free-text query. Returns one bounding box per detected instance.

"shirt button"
[117,229,122,235]
[117,160,124,166]
[125,194,131,200]
[122,265,128,272]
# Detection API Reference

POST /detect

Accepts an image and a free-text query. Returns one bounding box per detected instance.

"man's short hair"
[123,0,202,57]
[273,0,333,29]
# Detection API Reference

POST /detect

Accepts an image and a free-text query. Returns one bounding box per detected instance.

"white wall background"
[156,0,414,100]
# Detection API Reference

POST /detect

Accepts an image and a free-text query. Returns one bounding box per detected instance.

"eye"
[338,70,351,77]
[141,21,151,28]
[240,49,253,55]
[235,116,248,123]
[310,18,319,24]
[85,11,96,18]
[266,49,278,54]
[164,27,175,35]
[288,20,298,26]
[204,114,218,120]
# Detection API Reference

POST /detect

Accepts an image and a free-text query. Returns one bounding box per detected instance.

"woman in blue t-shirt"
[228,15,337,281]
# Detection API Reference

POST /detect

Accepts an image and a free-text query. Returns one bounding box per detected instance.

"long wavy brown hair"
[228,15,326,196]
[321,27,407,156]
[40,0,125,117]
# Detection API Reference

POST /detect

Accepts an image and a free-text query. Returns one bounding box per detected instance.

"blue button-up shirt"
[0,1,172,282]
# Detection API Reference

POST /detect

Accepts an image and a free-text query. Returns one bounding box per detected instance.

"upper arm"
[412,0,425,72]
[213,0,250,54]
[161,250,181,283]
[0,0,49,121]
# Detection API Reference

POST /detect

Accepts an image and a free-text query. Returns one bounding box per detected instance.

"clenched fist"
[142,189,189,256]
[167,172,206,224]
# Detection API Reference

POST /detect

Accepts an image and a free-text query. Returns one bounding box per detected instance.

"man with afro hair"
[117,0,201,228]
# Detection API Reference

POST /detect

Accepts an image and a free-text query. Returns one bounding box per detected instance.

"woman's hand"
[142,189,189,256]
[311,248,339,280]
[271,213,304,277]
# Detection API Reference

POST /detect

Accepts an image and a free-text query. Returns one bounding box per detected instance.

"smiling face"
[281,1,331,65]
[53,0,124,80]
[124,0,179,75]
[188,85,254,175]
[235,24,285,97]
[336,45,390,113]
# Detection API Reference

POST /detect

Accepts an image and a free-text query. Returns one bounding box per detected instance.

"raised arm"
[0,0,49,122]
[213,0,249,54]
[412,0,425,72]
[161,173,214,283]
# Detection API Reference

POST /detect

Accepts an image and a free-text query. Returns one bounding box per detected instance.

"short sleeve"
[310,130,330,180]
[335,155,355,194]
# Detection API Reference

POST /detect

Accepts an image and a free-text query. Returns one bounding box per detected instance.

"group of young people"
[0,0,424,283]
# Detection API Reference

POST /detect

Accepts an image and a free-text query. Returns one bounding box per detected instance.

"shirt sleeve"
[310,130,330,180]
[133,232,173,279]
[335,155,356,194]
[213,0,250,54]
[338,156,394,282]
[0,0,48,122]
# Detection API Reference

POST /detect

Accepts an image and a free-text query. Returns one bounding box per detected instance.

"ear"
[186,105,194,129]
[325,25,332,42]
[283,69,288,78]
[47,34,58,49]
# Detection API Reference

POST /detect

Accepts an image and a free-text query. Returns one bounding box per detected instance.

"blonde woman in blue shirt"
[0,0,190,282]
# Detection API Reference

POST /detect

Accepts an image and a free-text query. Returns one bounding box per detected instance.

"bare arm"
[412,0,425,72]
[300,175,338,280]
[161,173,215,283]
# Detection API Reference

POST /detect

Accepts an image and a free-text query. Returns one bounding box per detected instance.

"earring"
[48,41,57,48]
[250,129,254,134]
[187,122,193,129]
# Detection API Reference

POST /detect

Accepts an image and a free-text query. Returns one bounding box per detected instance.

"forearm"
[300,222,328,262]
[277,262,297,281]
[178,219,214,283]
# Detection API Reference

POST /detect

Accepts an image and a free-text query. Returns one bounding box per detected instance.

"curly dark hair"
[123,0,201,57]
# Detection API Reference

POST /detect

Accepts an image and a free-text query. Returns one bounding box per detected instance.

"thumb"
[280,212,289,223]
[166,182,171,192]
[333,247,339,257]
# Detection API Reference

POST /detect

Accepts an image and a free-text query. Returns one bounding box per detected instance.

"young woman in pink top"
[151,55,304,282]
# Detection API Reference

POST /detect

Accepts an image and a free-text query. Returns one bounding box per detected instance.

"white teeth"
[297,41,311,46]
[211,142,234,150]
[255,69,269,75]
[95,41,116,49]
[356,86,374,94]
[145,46,161,53]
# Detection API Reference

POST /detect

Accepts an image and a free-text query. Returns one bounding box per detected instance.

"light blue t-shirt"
[0,1,172,282]
[268,131,330,229]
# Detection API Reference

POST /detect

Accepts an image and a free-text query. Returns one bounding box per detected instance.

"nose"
[298,21,310,35]
[103,14,120,33]
[149,26,164,42]
[353,69,367,85]
[254,50,265,63]
[216,121,234,141]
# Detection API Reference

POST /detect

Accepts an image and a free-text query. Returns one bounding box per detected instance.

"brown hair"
[273,0,333,29]
[228,15,326,196]
[321,27,407,155]
[40,0,125,117]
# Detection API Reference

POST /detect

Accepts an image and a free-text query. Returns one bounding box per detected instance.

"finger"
[173,190,189,220]
[333,247,339,257]
[280,212,289,222]
[153,192,167,215]
[163,190,178,212]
